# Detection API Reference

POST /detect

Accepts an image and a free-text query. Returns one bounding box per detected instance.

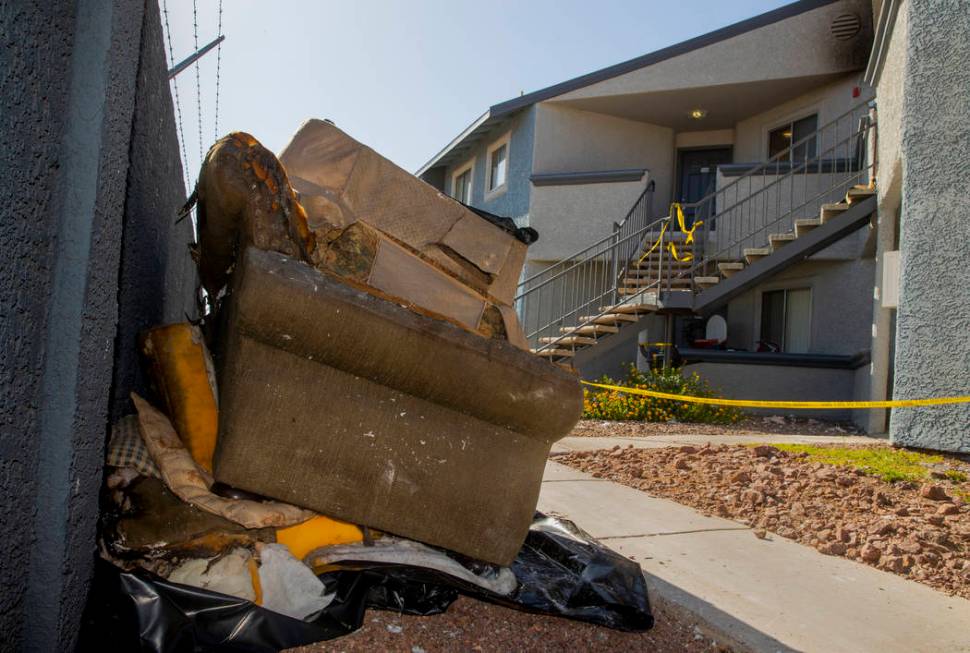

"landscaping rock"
[729,471,750,484]
[558,443,970,600]
[860,543,882,563]
[818,542,847,556]
[752,445,780,458]
[920,484,951,501]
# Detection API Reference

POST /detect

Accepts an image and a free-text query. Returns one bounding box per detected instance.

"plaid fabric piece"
[107,414,160,478]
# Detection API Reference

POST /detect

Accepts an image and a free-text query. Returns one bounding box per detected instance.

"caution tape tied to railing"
[636,203,700,265]
[580,380,970,410]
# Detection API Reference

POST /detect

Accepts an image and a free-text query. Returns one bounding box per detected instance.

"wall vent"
[831,13,862,40]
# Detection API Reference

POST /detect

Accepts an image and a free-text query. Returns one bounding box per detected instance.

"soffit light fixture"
[689,109,708,120]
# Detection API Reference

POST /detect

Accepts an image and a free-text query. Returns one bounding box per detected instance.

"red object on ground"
[691,338,721,349]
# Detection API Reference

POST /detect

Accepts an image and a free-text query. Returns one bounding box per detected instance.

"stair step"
[579,313,640,324]
[743,247,771,264]
[619,286,652,295]
[625,269,662,279]
[564,324,620,336]
[599,301,658,315]
[631,259,694,269]
[695,276,720,289]
[627,264,693,275]
[622,277,692,287]
[718,262,745,278]
[617,286,676,296]
[846,187,875,204]
[540,335,597,346]
[820,203,849,222]
[532,348,575,358]
[795,218,821,238]
[768,232,796,250]
[640,231,690,243]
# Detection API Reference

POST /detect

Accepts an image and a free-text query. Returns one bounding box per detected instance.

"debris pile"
[93,123,651,651]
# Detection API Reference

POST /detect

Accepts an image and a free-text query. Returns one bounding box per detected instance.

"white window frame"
[451,159,475,204]
[484,131,511,201]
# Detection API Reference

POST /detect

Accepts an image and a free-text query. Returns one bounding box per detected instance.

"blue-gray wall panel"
[444,107,536,224]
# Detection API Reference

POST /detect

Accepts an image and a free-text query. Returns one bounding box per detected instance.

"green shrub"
[582,365,743,424]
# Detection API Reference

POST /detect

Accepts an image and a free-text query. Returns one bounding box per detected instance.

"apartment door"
[676,147,732,227]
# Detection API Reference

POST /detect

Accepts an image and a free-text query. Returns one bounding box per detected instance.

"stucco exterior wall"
[527,179,650,261]
[733,76,868,161]
[688,361,859,421]
[865,2,907,433]
[110,1,199,420]
[724,257,875,355]
[532,103,674,203]
[0,2,81,645]
[443,106,535,222]
[528,104,673,260]
[675,129,735,149]
[555,0,872,101]
[888,0,970,452]
[0,1,193,649]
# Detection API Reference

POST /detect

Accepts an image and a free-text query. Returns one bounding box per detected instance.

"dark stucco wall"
[0,1,193,649]
[0,0,78,644]
[111,0,199,421]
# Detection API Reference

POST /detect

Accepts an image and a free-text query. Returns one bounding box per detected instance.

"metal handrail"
[518,183,656,288]
[683,99,873,215]
[514,98,877,356]
[516,215,670,349]
[683,102,876,284]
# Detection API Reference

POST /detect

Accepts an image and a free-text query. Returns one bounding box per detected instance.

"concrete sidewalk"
[539,461,970,653]
[551,432,884,455]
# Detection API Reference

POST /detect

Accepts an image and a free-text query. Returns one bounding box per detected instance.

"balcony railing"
[515,99,877,354]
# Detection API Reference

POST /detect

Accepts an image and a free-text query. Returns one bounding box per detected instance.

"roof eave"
[415,110,491,176]
[417,0,845,174]
[489,0,842,117]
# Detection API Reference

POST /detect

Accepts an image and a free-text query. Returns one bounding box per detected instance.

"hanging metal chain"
[192,0,204,168]
[213,0,223,141]
[161,0,190,192]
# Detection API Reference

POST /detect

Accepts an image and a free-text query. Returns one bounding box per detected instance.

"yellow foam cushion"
[275,515,364,561]
[140,324,219,472]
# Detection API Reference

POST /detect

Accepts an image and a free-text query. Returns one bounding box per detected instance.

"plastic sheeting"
[82,515,652,652]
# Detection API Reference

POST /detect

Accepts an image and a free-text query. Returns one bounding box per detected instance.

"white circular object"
[705,315,727,342]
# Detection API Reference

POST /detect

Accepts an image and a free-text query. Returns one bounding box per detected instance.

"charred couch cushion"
[213,248,582,565]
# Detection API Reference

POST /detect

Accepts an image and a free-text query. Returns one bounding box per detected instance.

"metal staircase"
[516,100,878,364]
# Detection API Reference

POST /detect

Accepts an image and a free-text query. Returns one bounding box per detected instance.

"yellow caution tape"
[673,202,701,245]
[668,202,700,262]
[637,221,668,264]
[580,380,970,410]
[635,204,700,265]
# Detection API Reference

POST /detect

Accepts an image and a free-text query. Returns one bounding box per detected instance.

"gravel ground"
[289,596,730,653]
[557,443,970,598]
[570,416,861,438]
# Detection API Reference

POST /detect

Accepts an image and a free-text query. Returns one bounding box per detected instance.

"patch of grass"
[944,470,969,483]
[768,444,955,484]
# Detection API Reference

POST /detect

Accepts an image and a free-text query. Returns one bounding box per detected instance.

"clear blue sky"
[163,0,793,184]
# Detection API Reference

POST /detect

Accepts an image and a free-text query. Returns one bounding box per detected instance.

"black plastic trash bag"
[80,515,652,652]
